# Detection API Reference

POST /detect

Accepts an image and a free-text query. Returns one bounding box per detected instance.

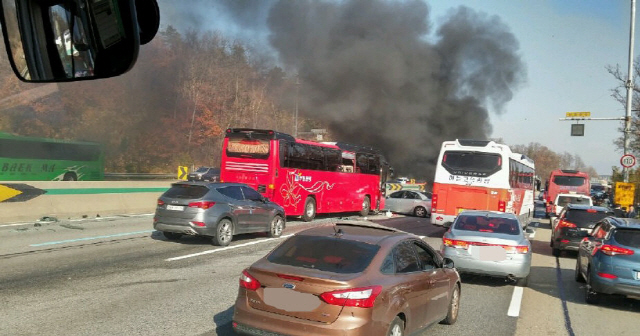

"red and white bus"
[543,169,590,217]
[430,139,536,227]
[220,128,391,221]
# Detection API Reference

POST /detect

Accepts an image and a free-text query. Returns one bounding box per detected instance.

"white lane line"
[166,234,294,261]
[0,213,154,228]
[507,286,524,317]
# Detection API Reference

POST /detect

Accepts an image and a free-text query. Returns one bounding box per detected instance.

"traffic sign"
[621,154,636,168]
[565,111,591,118]
[614,182,635,209]
[177,166,189,180]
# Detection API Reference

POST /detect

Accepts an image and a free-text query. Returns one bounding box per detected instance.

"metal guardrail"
[104,173,176,180]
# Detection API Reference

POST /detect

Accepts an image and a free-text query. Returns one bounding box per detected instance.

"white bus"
[430,139,535,227]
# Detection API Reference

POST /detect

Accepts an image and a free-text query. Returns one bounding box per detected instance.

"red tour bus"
[220,128,391,221]
[543,169,590,217]
[430,139,536,227]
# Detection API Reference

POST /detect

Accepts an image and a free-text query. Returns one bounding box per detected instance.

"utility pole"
[624,0,636,182]
[294,73,300,138]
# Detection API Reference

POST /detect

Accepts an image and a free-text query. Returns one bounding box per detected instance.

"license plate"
[166,205,184,211]
[263,288,321,312]
[470,245,506,261]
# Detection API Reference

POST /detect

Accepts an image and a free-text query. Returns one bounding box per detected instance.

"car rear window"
[556,196,590,207]
[453,215,520,235]
[565,210,610,228]
[267,236,380,274]
[614,229,640,248]
[163,184,209,199]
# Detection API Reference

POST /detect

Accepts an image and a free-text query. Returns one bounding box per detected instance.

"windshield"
[442,151,502,177]
[553,176,586,187]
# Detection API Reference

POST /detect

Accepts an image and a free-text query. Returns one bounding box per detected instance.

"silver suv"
[154,182,286,246]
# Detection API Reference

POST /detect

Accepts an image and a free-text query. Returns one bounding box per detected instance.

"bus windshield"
[553,176,585,187]
[442,151,501,177]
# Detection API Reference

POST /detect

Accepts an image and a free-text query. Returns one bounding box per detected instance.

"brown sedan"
[232,221,461,336]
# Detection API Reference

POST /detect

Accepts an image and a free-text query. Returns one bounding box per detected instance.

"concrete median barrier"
[1,181,174,223]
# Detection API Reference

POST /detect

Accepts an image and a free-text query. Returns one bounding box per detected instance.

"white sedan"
[383,190,432,217]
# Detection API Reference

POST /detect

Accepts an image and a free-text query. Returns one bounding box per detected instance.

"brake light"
[586,209,597,213]
[597,272,618,279]
[443,238,469,249]
[431,194,438,213]
[319,286,382,308]
[557,219,577,230]
[515,246,530,254]
[157,199,165,206]
[498,200,506,212]
[239,270,261,291]
[443,238,528,254]
[190,221,206,227]
[277,274,305,282]
[188,201,216,209]
[599,244,635,256]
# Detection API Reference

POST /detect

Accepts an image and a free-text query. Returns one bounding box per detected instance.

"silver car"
[384,190,432,217]
[154,182,286,246]
[441,211,532,286]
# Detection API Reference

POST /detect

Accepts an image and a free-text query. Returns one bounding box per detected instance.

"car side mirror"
[443,221,452,229]
[442,258,455,269]
[524,227,536,240]
[0,0,159,82]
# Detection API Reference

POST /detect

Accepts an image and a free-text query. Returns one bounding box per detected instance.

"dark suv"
[576,217,640,304]
[550,204,613,257]
[188,167,220,182]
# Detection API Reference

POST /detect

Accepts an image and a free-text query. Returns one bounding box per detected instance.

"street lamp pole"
[294,73,299,138]
[624,0,636,182]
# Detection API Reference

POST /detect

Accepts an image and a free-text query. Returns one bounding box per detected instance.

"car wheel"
[552,247,561,257]
[360,196,371,216]
[440,284,460,325]
[267,215,284,238]
[414,206,427,218]
[212,219,233,246]
[574,258,585,283]
[163,231,182,240]
[63,172,77,181]
[585,268,601,304]
[302,197,316,222]
[386,316,404,336]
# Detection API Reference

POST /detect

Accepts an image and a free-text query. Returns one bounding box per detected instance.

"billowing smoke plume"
[159,0,526,179]
[267,0,525,179]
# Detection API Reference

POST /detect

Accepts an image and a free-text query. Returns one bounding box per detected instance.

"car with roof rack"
[233,221,461,336]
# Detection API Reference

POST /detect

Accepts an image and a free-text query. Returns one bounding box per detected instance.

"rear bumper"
[443,248,531,278]
[590,274,640,296]
[153,222,215,236]
[233,291,381,336]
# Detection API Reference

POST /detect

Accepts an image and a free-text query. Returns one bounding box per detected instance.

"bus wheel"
[63,173,77,181]
[360,196,371,216]
[302,197,316,222]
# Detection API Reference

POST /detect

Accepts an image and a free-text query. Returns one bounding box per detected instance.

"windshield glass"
[195,167,209,173]
[267,235,379,274]
[553,176,586,186]
[442,151,502,177]
[453,215,521,235]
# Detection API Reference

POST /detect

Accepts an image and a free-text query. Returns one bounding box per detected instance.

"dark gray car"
[154,182,286,246]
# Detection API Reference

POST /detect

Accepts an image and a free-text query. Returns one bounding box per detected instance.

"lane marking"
[29,230,154,247]
[0,213,154,228]
[166,234,294,261]
[555,257,576,336]
[507,286,524,317]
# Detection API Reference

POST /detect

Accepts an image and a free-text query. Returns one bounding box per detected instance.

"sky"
[428,0,634,176]
[157,0,638,176]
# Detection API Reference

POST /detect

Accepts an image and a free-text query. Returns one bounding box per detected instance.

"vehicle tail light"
[502,245,530,254]
[597,272,618,279]
[444,238,528,254]
[443,238,469,249]
[190,221,206,227]
[556,219,577,230]
[586,209,597,213]
[498,200,506,212]
[157,199,165,206]
[515,246,529,254]
[561,239,570,243]
[188,201,216,209]
[599,244,635,256]
[239,270,261,291]
[431,194,438,213]
[319,286,382,308]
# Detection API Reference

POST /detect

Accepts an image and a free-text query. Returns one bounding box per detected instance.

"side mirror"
[524,227,536,239]
[442,257,455,269]
[0,0,159,82]
[443,221,452,229]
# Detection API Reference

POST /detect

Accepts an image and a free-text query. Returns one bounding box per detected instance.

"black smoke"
[267,0,526,179]
[159,0,526,180]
